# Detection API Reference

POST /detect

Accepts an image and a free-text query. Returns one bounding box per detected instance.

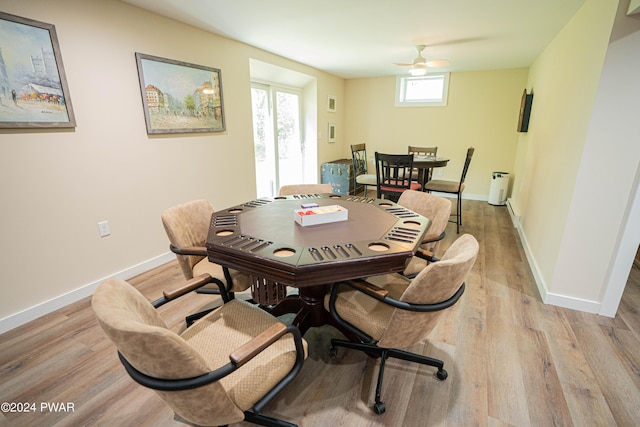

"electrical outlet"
[436,169,443,177]
[98,220,111,237]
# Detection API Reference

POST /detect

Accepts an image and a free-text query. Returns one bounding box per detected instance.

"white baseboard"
[515,221,601,314]
[543,292,601,314]
[0,252,174,334]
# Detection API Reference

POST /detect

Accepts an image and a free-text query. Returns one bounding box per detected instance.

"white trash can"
[488,172,509,205]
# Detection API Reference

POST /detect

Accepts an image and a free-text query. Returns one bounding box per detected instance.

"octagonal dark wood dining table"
[206,193,430,335]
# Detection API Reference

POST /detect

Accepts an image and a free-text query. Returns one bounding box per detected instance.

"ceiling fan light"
[409,63,427,76]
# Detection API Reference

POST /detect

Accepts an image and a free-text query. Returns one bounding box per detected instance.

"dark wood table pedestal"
[265,284,361,341]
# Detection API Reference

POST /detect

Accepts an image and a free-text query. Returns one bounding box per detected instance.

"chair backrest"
[92,278,243,426]
[377,234,479,349]
[350,143,368,176]
[161,199,214,279]
[374,152,416,199]
[408,146,438,157]
[397,190,452,253]
[278,183,333,196]
[459,147,475,185]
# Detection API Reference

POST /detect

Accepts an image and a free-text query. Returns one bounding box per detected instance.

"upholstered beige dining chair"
[278,183,333,196]
[161,199,251,296]
[397,190,452,277]
[92,274,307,427]
[325,234,479,415]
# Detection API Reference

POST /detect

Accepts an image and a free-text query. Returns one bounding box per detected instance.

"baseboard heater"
[506,198,520,228]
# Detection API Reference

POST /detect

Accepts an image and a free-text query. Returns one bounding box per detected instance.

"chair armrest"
[422,231,445,245]
[335,279,465,313]
[169,244,207,257]
[162,274,216,300]
[414,248,439,262]
[152,273,229,307]
[230,322,287,367]
[346,278,389,301]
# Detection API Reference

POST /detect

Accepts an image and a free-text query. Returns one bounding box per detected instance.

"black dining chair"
[424,147,475,233]
[351,143,377,196]
[374,152,422,202]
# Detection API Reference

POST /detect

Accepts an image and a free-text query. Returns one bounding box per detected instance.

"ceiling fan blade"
[393,62,413,67]
[427,59,450,68]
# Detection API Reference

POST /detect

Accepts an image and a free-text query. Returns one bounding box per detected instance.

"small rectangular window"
[395,73,450,107]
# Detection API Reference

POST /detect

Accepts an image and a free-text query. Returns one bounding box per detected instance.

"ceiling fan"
[394,45,450,76]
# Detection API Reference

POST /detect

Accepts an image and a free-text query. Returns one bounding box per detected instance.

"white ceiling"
[122,0,586,79]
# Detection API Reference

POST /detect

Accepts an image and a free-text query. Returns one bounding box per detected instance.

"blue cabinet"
[321,159,354,195]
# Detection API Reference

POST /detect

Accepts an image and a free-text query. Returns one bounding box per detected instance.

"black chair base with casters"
[329,338,449,414]
[327,280,464,414]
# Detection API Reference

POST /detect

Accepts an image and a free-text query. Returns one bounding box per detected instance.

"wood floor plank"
[445,274,489,427]
[516,327,573,426]
[485,294,531,426]
[567,310,640,426]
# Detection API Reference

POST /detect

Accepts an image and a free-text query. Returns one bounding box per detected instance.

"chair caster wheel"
[373,402,386,414]
[436,368,448,381]
[329,347,338,357]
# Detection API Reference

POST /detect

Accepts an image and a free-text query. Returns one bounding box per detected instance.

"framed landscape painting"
[135,52,225,134]
[0,12,76,128]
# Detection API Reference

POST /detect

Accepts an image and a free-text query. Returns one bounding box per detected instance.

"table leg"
[266,295,302,317]
[420,167,433,191]
[261,284,330,334]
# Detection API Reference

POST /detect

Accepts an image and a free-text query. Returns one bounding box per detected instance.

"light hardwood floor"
[1,200,640,426]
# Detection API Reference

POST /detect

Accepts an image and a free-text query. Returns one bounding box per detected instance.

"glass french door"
[251,83,304,197]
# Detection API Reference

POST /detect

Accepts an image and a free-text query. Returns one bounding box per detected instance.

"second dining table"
[411,154,450,188]
[206,193,430,336]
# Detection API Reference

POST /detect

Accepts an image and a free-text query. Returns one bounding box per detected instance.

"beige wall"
[0,0,344,326]
[510,0,618,306]
[344,69,528,198]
